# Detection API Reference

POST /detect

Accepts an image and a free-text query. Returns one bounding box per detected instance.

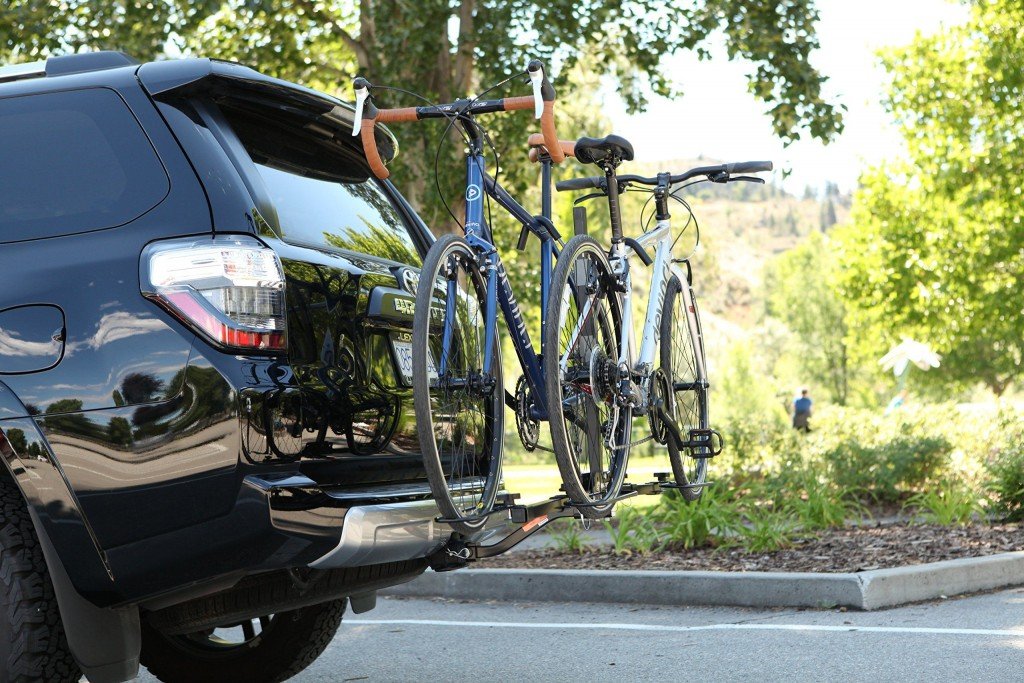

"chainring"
[514,375,540,451]
[647,367,673,445]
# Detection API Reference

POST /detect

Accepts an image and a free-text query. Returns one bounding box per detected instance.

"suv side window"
[219,100,422,266]
[0,88,169,243]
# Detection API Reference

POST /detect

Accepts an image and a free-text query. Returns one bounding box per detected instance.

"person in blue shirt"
[793,389,812,432]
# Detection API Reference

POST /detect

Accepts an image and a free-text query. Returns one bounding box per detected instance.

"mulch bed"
[479,522,1024,573]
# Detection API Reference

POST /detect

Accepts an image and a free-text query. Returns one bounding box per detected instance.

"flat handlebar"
[555,160,773,192]
[352,61,563,180]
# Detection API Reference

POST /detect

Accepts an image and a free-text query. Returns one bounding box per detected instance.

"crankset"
[514,375,540,451]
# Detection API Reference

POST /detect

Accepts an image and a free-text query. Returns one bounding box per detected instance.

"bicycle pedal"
[682,428,724,456]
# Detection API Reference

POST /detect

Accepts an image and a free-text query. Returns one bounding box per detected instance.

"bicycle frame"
[438,135,556,421]
[611,218,706,398]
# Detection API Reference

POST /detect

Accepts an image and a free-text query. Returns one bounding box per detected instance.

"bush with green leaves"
[905,481,983,526]
[549,520,591,554]
[653,487,743,550]
[819,434,950,503]
[986,436,1024,522]
[782,473,867,530]
[604,507,665,556]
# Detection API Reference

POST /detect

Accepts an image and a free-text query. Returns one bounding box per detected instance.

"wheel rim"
[175,615,275,656]
[668,288,708,488]
[554,246,628,500]
[423,245,500,516]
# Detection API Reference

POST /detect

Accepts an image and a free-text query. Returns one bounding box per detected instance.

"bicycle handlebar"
[527,133,576,163]
[555,160,774,192]
[352,60,563,180]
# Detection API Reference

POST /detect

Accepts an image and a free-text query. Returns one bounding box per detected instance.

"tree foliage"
[1,0,843,227]
[835,1,1024,396]
[764,231,850,404]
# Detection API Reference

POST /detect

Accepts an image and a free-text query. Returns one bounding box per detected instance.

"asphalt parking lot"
[136,586,1024,681]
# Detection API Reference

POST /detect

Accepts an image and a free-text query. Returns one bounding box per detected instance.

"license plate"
[391,339,437,386]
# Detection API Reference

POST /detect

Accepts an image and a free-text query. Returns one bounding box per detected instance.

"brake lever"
[352,78,370,136]
[528,61,544,119]
[572,191,607,206]
[708,171,729,183]
[729,175,765,184]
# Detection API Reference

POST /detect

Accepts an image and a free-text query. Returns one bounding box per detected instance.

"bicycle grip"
[556,176,604,192]
[725,160,773,175]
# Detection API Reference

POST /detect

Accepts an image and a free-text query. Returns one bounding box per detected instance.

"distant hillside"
[602,157,851,350]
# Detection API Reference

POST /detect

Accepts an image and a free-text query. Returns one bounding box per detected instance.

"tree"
[1,0,843,228]
[764,231,850,404]
[834,1,1024,397]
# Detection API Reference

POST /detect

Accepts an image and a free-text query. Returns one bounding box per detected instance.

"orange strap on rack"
[527,133,576,163]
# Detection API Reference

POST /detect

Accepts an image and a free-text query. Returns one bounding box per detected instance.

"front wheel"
[660,274,710,500]
[412,234,503,534]
[544,235,630,518]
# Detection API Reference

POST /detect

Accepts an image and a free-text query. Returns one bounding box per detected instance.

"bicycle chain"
[609,434,656,451]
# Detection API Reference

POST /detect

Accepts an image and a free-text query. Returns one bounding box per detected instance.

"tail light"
[141,235,287,352]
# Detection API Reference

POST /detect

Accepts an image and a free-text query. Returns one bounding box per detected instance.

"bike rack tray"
[427,480,671,571]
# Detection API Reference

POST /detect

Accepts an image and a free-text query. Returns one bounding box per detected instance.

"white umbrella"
[878,337,942,378]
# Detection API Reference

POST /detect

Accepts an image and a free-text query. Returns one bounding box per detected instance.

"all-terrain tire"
[0,479,81,682]
[141,598,346,683]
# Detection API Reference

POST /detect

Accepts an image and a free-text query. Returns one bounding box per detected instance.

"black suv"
[0,52,488,682]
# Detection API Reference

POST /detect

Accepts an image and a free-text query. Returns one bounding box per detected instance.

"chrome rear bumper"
[245,473,513,570]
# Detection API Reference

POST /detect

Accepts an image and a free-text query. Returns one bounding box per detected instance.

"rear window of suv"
[220,100,422,266]
[0,88,169,242]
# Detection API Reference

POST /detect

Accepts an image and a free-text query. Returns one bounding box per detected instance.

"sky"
[607,0,969,194]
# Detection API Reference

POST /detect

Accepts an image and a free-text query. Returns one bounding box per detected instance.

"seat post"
[604,164,623,244]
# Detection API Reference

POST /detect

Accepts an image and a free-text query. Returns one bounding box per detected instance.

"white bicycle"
[541,133,771,515]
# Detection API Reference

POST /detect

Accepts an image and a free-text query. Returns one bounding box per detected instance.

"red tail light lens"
[141,235,287,352]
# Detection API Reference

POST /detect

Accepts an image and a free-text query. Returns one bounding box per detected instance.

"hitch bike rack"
[427,475,691,572]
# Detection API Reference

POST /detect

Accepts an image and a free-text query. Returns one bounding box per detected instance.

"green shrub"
[783,474,868,529]
[986,441,1024,522]
[905,481,983,526]
[820,434,950,502]
[549,520,590,554]
[604,507,664,556]
[654,487,743,550]
[738,507,798,552]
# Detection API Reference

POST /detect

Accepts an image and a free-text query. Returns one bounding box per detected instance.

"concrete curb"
[383,551,1024,610]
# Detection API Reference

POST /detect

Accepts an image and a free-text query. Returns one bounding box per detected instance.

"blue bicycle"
[352,61,577,532]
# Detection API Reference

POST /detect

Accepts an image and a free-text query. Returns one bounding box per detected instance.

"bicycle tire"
[412,234,503,534]
[544,235,630,517]
[660,274,709,500]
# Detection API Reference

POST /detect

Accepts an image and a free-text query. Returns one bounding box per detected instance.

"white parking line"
[346,619,1024,638]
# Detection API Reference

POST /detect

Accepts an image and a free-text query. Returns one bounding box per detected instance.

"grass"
[549,520,591,554]
[905,481,984,526]
[603,507,664,556]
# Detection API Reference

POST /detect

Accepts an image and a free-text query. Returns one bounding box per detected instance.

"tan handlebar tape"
[527,133,576,162]
[377,107,420,124]
[360,125,389,180]
[540,101,564,163]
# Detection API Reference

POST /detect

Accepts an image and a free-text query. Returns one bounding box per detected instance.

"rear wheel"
[545,235,630,518]
[660,275,709,500]
[140,600,345,683]
[412,234,503,534]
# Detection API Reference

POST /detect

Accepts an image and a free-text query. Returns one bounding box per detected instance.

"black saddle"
[574,134,635,166]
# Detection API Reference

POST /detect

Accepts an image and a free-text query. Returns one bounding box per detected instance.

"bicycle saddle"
[573,134,635,166]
